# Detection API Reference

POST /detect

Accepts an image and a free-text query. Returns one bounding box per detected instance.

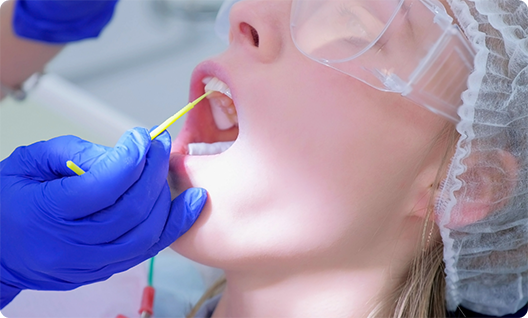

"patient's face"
[169,0,451,270]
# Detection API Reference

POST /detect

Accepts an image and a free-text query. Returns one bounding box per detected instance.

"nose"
[228,0,290,63]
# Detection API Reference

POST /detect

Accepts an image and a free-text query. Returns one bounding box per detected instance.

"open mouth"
[173,75,240,157]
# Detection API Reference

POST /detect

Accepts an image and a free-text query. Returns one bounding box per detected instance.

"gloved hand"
[13,0,119,43]
[0,128,207,309]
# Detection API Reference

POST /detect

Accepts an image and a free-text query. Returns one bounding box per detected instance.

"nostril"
[250,27,259,47]
[240,22,259,47]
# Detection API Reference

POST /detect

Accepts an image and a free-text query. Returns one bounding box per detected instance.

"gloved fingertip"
[118,127,150,145]
[131,127,152,145]
[113,127,152,162]
[136,188,206,252]
[186,188,208,218]
[150,129,171,149]
[159,129,171,142]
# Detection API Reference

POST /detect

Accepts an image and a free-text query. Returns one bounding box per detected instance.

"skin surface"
[169,0,456,316]
[0,0,64,99]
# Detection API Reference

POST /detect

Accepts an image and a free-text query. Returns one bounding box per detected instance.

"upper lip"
[190,60,234,104]
[175,58,239,148]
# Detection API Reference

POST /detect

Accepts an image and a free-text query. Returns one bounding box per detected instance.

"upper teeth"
[203,76,232,98]
[203,77,238,130]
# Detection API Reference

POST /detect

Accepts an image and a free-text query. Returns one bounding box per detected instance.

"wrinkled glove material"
[0,128,207,308]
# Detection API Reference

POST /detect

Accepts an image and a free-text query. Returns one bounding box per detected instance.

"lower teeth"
[188,141,235,156]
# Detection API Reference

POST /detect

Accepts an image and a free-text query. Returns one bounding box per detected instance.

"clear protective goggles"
[215,0,476,122]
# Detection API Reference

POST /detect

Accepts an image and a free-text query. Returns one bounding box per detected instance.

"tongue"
[188,141,235,156]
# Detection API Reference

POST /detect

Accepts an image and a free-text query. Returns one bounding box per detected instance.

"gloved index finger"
[68,130,172,244]
[41,128,153,220]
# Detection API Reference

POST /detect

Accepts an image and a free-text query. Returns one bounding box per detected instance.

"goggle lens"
[214,0,475,122]
[290,0,404,62]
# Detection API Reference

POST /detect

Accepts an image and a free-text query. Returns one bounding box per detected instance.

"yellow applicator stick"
[66,160,86,175]
[66,91,211,175]
[149,91,212,140]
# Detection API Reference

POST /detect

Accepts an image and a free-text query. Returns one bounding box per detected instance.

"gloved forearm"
[13,0,118,43]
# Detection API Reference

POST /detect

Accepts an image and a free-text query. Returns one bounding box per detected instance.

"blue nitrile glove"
[13,0,119,43]
[0,128,207,309]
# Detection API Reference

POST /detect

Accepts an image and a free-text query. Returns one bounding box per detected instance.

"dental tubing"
[116,258,156,318]
[139,258,155,318]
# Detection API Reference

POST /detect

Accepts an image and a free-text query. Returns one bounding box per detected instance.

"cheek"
[175,96,382,267]
[244,66,408,207]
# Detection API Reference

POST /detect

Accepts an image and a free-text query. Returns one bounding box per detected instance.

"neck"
[212,264,405,318]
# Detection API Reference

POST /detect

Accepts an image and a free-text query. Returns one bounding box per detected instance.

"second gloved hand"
[0,128,207,308]
[13,0,119,43]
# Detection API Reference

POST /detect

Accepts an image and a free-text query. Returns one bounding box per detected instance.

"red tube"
[138,286,155,316]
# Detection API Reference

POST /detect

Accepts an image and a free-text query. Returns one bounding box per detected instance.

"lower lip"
[168,146,191,195]
[168,114,198,194]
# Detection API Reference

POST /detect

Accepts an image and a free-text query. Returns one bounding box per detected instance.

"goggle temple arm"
[402,25,476,123]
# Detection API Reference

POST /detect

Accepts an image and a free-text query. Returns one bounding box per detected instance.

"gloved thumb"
[146,188,208,254]
[42,127,154,220]
[173,188,208,236]
[83,188,208,278]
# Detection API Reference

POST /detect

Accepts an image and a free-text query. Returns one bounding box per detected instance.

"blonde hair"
[187,125,459,318]
[373,124,459,318]
[186,275,226,318]
[370,237,446,318]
